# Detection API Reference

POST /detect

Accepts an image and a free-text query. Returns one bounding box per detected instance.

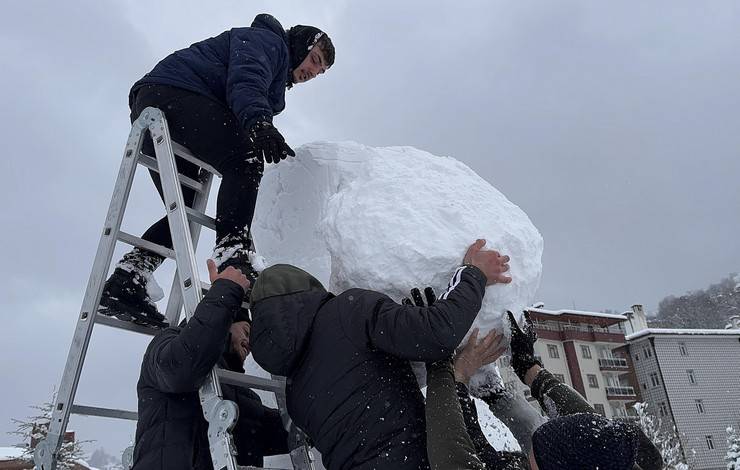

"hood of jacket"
[250,14,287,42]
[249,264,331,376]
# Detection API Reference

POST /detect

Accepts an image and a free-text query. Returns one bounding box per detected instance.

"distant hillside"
[649,274,740,329]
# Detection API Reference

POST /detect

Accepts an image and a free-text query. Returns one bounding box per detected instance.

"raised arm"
[226,27,287,130]
[363,240,512,361]
[142,261,249,393]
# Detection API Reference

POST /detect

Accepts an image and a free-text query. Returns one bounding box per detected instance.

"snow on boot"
[212,239,262,287]
[99,267,168,328]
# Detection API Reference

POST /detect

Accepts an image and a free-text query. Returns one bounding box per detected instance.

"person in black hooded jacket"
[131,260,289,469]
[248,239,513,470]
[99,13,336,328]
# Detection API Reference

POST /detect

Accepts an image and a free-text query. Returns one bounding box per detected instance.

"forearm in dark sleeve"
[456,382,497,457]
[530,368,595,418]
[146,279,244,393]
[368,265,487,361]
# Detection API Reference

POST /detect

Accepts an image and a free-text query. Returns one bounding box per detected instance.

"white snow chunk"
[253,141,543,337]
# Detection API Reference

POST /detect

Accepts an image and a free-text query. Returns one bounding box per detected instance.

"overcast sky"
[1,0,739,462]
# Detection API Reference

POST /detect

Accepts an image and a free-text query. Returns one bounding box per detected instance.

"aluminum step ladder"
[34,107,315,470]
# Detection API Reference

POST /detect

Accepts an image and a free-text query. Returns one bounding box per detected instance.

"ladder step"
[138,153,205,193]
[171,141,222,178]
[118,231,176,260]
[95,314,159,336]
[215,369,284,394]
[71,404,138,421]
[185,207,216,230]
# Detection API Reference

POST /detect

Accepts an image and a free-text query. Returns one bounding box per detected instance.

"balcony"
[536,324,626,344]
[598,357,629,370]
[605,386,637,401]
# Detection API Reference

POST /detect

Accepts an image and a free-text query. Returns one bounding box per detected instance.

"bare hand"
[463,239,512,286]
[207,259,250,292]
[453,328,508,384]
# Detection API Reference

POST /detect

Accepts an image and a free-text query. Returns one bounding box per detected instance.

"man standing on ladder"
[99,13,335,327]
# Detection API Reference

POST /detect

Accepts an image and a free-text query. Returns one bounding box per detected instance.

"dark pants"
[127,85,264,269]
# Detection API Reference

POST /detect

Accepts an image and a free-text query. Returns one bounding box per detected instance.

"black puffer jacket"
[250,264,488,470]
[131,279,289,469]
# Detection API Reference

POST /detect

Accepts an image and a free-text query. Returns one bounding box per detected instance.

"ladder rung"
[216,369,284,394]
[185,207,216,230]
[95,314,159,336]
[118,231,176,260]
[171,141,222,178]
[71,404,138,421]
[138,153,205,193]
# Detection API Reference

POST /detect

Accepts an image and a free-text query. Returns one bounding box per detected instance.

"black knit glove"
[249,121,295,164]
[402,287,437,307]
[507,310,542,383]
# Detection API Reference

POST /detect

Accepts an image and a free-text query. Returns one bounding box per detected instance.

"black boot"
[99,267,168,328]
[212,235,260,286]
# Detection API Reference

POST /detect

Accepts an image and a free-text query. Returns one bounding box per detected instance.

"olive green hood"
[249,264,330,376]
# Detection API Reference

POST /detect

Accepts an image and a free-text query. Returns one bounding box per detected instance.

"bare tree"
[633,402,688,470]
[9,398,91,470]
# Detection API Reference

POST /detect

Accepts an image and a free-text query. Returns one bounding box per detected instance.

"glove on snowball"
[249,121,295,164]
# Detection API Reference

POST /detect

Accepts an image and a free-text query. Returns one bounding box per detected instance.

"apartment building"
[497,305,639,419]
[624,306,740,470]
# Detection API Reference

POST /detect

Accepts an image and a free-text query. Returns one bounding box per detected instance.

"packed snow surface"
[253,141,543,336]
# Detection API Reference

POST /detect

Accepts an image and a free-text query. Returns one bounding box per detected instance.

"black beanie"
[532,413,641,470]
[287,25,328,70]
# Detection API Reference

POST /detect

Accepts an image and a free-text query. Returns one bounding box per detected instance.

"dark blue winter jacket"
[130,14,289,131]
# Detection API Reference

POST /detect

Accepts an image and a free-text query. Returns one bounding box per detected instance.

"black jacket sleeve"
[358,265,487,362]
[142,279,244,393]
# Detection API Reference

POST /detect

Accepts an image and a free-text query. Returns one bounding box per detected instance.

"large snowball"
[252,141,543,335]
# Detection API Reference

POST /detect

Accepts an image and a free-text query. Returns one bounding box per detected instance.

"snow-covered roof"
[0,446,28,460]
[626,328,740,341]
[527,307,627,323]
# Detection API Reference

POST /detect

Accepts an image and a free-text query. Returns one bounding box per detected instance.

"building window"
[634,352,640,361]
[642,383,647,390]
[659,402,668,417]
[581,345,592,359]
[706,435,714,450]
[643,345,653,358]
[679,343,687,356]
[554,374,565,383]
[587,374,599,388]
[649,372,660,387]
[695,400,705,414]
[687,370,696,385]
[593,404,606,416]
[547,344,560,359]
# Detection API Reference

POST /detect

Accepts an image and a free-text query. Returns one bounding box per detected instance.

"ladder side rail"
[164,170,215,326]
[35,117,149,470]
[271,375,315,470]
[146,107,240,470]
